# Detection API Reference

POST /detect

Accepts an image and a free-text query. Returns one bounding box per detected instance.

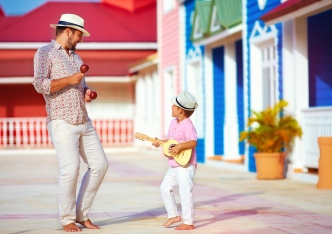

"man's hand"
[68,72,84,85]
[84,88,92,102]
[50,72,84,93]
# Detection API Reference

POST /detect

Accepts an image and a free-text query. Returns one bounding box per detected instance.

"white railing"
[302,107,332,168]
[0,118,133,149]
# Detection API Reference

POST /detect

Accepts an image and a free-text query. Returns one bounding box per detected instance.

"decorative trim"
[0,42,158,50]
[249,21,277,43]
[187,46,202,63]
[258,0,267,11]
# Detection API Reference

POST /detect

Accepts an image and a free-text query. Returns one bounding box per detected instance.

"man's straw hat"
[50,13,90,36]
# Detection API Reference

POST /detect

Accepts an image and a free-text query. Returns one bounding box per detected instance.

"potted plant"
[239,100,303,179]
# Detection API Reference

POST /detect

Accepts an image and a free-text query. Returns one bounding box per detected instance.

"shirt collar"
[176,117,189,124]
[51,39,74,55]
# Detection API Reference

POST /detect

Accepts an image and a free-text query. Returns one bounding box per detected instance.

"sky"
[0,0,100,16]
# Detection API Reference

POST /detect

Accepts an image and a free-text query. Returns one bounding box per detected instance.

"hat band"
[176,97,195,110]
[58,20,84,29]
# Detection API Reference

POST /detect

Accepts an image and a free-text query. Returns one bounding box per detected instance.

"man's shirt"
[33,40,89,124]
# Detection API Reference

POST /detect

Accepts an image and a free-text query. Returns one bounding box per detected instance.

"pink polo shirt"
[166,118,197,168]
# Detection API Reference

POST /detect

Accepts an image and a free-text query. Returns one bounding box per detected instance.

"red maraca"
[80,64,97,100]
[80,64,89,73]
[90,91,97,100]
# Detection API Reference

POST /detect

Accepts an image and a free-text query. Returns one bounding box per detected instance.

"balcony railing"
[0,118,133,149]
[302,107,332,168]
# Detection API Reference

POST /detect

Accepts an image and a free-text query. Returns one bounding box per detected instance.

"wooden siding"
[161,1,180,79]
[185,0,205,163]
[159,0,180,137]
[0,84,46,117]
[213,46,225,155]
[185,0,195,55]
[308,9,332,107]
[246,0,283,172]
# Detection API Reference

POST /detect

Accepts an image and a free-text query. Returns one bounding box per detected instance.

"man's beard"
[67,35,77,51]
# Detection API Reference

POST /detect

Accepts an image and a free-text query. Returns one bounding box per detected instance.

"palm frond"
[239,100,302,153]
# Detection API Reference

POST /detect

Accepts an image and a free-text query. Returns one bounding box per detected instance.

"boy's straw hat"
[50,14,90,36]
[171,91,198,111]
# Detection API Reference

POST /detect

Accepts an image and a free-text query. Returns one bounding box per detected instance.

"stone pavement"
[0,149,332,234]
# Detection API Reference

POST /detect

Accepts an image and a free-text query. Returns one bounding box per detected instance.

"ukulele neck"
[146,137,164,145]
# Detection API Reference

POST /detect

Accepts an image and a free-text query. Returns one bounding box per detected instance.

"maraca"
[90,91,97,100]
[80,64,97,100]
[80,64,89,73]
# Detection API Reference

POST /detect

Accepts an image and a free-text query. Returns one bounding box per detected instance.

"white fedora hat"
[50,13,90,36]
[171,91,198,111]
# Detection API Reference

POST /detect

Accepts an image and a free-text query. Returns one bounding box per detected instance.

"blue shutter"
[213,46,225,155]
[236,39,245,155]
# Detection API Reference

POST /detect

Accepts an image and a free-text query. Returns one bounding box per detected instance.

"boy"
[153,91,198,230]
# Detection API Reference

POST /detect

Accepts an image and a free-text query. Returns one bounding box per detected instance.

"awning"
[260,0,331,25]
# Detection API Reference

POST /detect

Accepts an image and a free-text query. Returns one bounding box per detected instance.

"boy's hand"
[169,144,182,156]
[152,137,160,148]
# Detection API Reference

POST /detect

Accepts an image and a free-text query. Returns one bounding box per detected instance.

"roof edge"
[261,0,324,24]
[128,53,158,73]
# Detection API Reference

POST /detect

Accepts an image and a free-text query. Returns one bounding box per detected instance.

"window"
[261,45,277,109]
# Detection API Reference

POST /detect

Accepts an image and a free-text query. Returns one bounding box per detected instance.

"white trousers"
[160,165,196,225]
[48,119,108,226]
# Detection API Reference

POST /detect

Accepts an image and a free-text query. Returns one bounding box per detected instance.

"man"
[33,14,108,232]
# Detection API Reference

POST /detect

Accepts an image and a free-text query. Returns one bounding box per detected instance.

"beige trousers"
[48,119,108,226]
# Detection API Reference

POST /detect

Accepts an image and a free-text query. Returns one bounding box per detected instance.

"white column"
[146,72,154,138]
[223,43,241,160]
[282,20,296,113]
[293,17,309,171]
[152,70,162,139]
[204,46,215,158]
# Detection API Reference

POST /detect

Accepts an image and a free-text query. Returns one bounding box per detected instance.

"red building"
[0,1,156,148]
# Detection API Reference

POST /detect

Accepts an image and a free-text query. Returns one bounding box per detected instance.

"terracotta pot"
[317,137,332,189]
[254,153,286,179]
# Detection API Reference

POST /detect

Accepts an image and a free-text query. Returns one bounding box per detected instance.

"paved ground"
[0,149,332,234]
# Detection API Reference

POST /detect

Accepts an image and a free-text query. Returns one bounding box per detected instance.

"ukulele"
[134,132,192,167]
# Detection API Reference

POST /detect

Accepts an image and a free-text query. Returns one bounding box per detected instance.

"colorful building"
[155,0,332,182]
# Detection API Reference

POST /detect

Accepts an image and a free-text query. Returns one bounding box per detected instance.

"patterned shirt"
[167,118,197,168]
[33,40,89,124]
